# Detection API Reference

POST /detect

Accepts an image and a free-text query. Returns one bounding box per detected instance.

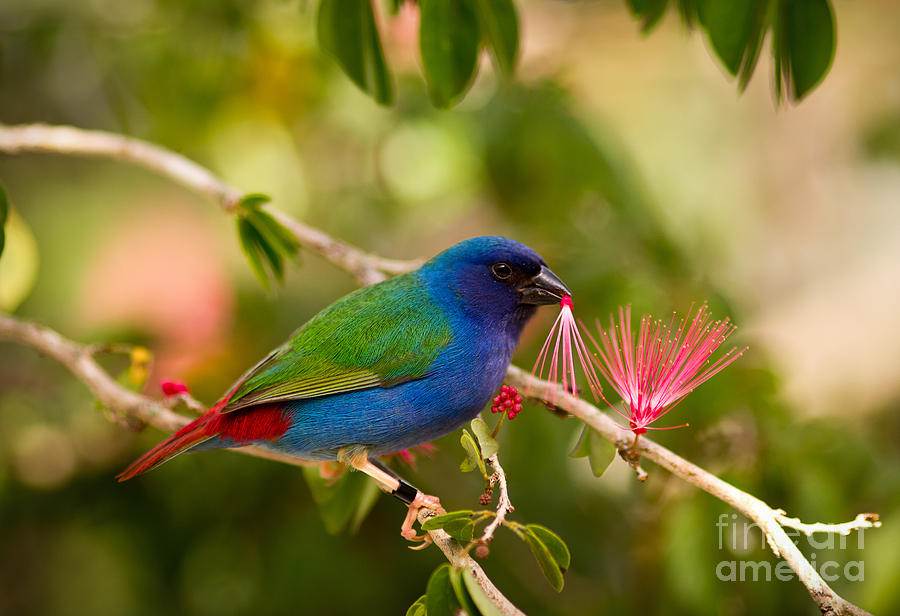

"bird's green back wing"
[220,273,453,413]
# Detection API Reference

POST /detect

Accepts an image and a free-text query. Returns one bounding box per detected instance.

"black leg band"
[392,479,418,505]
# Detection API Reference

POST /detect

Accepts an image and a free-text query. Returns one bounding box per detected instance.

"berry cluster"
[491,385,523,419]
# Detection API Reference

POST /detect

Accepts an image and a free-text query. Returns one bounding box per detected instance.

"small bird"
[118,236,570,540]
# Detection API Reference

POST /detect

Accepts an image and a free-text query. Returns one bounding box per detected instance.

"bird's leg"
[339,447,444,543]
[370,458,444,545]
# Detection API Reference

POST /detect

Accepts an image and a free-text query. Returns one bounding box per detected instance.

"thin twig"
[0,312,519,615]
[0,123,420,286]
[417,510,524,616]
[479,453,515,546]
[775,511,881,537]
[506,366,874,616]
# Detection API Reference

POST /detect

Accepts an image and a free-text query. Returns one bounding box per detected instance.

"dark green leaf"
[777,0,835,101]
[421,510,475,530]
[425,564,464,616]
[256,227,285,282]
[569,425,591,458]
[675,0,699,26]
[587,429,616,477]
[698,0,760,76]
[318,0,394,105]
[627,0,668,32]
[470,417,498,458]
[523,528,565,592]
[405,595,427,616]
[570,426,616,476]
[238,192,271,210]
[419,0,481,107]
[236,217,270,290]
[460,429,486,475]
[0,183,7,259]
[247,209,300,256]
[462,568,505,616]
[301,466,379,534]
[442,518,475,543]
[526,524,571,571]
[475,0,518,75]
[448,566,479,615]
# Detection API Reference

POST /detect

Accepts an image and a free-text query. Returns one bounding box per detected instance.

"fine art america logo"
[715,514,866,582]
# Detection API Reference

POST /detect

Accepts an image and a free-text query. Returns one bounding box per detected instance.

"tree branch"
[0,312,519,614]
[505,367,874,616]
[0,123,420,286]
[0,122,878,616]
[479,453,515,547]
[775,512,881,538]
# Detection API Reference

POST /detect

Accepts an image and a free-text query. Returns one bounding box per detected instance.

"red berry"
[514,403,522,412]
[514,394,523,403]
[161,380,189,396]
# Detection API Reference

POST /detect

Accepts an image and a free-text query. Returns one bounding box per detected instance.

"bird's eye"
[491,262,513,280]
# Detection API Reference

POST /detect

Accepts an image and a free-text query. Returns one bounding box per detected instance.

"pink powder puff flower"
[530,295,604,405]
[586,303,746,439]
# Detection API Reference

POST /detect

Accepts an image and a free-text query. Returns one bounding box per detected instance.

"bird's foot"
[400,492,444,548]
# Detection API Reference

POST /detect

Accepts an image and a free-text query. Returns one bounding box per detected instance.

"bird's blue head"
[420,236,571,336]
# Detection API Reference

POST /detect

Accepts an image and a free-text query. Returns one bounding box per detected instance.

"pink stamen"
[530,295,603,404]
[587,303,747,434]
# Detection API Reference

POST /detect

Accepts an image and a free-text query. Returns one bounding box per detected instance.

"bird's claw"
[400,491,444,547]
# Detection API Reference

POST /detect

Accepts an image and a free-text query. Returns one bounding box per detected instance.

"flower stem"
[630,432,641,459]
[491,413,507,439]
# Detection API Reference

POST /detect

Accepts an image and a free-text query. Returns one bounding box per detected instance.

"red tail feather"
[116,413,215,482]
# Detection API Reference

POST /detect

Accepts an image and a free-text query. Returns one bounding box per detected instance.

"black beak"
[518,265,571,305]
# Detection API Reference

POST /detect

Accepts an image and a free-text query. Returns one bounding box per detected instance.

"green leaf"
[587,429,616,477]
[405,595,427,616]
[627,0,668,32]
[236,207,300,289]
[523,528,565,592]
[301,466,379,534]
[318,0,394,105]
[459,430,486,475]
[570,426,616,476]
[462,568,505,616]
[698,0,760,76]
[475,0,518,75]
[0,183,7,259]
[238,192,271,210]
[425,564,464,616]
[526,524,571,571]
[421,509,475,530]
[237,217,270,290]
[569,425,591,458]
[470,417,498,458]
[776,0,835,101]
[448,566,479,615]
[247,209,300,256]
[442,518,475,543]
[419,0,481,107]
[255,224,286,282]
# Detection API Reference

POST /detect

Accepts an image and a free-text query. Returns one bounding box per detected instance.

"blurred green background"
[2,0,900,614]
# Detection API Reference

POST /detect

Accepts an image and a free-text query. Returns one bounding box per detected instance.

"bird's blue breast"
[271,312,516,459]
[253,269,526,460]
